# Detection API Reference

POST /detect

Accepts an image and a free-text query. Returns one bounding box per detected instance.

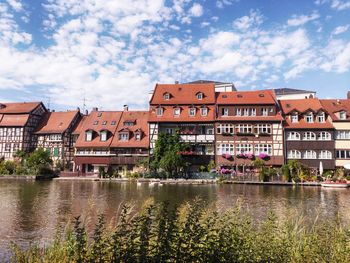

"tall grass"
[11,200,350,263]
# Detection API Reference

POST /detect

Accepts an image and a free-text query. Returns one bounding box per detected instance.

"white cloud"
[315,0,350,10]
[6,0,23,12]
[332,24,350,35]
[189,3,203,17]
[216,0,239,9]
[287,11,320,27]
[233,9,263,31]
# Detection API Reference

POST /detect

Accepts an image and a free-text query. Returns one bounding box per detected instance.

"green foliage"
[282,164,291,182]
[26,148,53,175]
[10,200,350,263]
[207,160,216,172]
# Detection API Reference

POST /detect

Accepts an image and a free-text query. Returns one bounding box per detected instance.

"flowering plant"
[222,153,233,160]
[258,153,270,161]
[236,153,255,160]
[220,168,232,174]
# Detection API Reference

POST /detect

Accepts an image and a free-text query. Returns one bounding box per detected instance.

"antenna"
[48,96,51,110]
[82,88,87,113]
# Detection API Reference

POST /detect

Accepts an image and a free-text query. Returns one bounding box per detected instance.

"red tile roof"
[148,105,215,122]
[150,83,216,105]
[279,99,323,115]
[284,118,334,129]
[216,90,276,105]
[72,115,88,135]
[111,111,149,148]
[35,111,80,134]
[320,99,350,121]
[0,114,30,127]
[0,102,42,114]
[216,114,284,122]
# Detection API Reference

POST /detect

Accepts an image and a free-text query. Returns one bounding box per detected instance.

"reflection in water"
[0,179,349,258]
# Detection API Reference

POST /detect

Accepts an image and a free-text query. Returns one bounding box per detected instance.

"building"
[34,110,81,169]
[321,97,350,168]
[279,99,335,170]
[186,80,236,92]
[0,102,47,160]
[274,88,316,100]
[215,90,284,173]
[73,107,149,176]
[149,83,216,171]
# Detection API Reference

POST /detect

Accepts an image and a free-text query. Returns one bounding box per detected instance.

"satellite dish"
[343,164,350,170]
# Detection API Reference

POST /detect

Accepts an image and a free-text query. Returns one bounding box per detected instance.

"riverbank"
[0,175,36,180]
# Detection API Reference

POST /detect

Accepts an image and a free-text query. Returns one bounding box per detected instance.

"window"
[173,108,180,117]
[255,144,272,155]
[291,114,299,123]
[216,124,234,134]
[318,132,331,141]
[222,108,229,116]
[304,150,317,159]
[305,113,313,123]
[237,124,253,134]
[336,130,350,139]
[288,150,301,159]
[97,112,102,117]
[102,121,107,125]
[135,133,141,141]
[256,124,271,134]
[85,131,93,141]
[15,128,21,136]
[200,107,208,116]
[53,148,59,157]
[319,150,332,159]
[165,128,173,134]
[93,121,99,125]
[303,132,316,141]
[236,144,253,154]
[49,134,62,141]
[262,108,269,116]
[336,150,350,159]
[189,107,196,116]
[217,143,234,155]
[339,111,347,120]
[5,143,11,152]
[119,133,129,141]
[156,107,163,116]
[317,112,325,123]
[100,131,107,141]
[287,131,301,140]
[111,121,116,125]
[197,92,203,100]
[124,121,134,126]
[236,108,241,116]
[251,108,256,116]
[243,108,249,116]
[164,93,170,100]
[13,143,19,152]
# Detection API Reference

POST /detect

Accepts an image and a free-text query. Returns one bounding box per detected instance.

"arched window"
[196,92,203,100]
[318,132,331,141]
[288,150,301,159]
[303,132,316,140]
[100,130,108,142]
[85,130,93,141]
[304,150,317,159]
[163,93,171,100]
[287,132,300,140]
[319,150,332,159]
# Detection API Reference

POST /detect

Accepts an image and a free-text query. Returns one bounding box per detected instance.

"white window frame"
[319,150,332,159]
[217,143,234,155]
[318,132,331,141]
[303,132,316,141]
[100,131,107,141]
[287,132,301,141]
[288,150,301,159]
[222,108,229,116]
[165,128,173,134]
[291,114,299,123]
[189,107,196,117]
[164,93,170,100]
[119,133,129,141]
[237,124,253,134]
[156,107,163,116]
[200,107,208,116]
[216,124,234,134]
[173,108,180,117]
[135,133,141,141]
[236,144,253,154]
[251,108,256,116]
[336,130,350,139]
[255,144,272,155]
[262,108,269,116]
[305,113,314,123]
[317,112,325,123]
[256,124,271,134]
[197,93,203,100]
[303,150,317,159]
[85,131,93,142]
[243,108,249,116]
[339,111,347,120]
[236,108,241,116]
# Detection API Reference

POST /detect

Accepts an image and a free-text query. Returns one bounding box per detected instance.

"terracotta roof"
[75,111,122,148]
[72,115,88,135]
[274,88,315,95]
[148,105,215,122]
[111,111,149,148]
[0,114,29,127]
[216,114,284,122]
[320,99,350,121]
[284,118,334,129]
[279,99,324,115]
[216,90,276,105]
[35,111,80,134]
[150,83,216,105]
[0,102,42,114]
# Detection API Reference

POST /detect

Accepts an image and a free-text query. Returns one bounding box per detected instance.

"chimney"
[175,80,179,84]
[76,107,80,112]
[347,91,350,99]
[92,107,98,112]
[123,105,128,111]
[85,110,88,115]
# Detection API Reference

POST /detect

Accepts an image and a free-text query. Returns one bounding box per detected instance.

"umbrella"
[319,161,323,176]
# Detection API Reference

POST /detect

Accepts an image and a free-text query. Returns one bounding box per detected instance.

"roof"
[35,111,80,134]
[320,99,350,121]
[0,102,42,114]
[150,83,216,105]
[72,115,87,135]
[284,118,334,129]
[216,114,284,122]
[216,90,276,105]
[148,105,216,122]
[274,88,315,95]
[186,80,233,85]
[0,114,30,127]
[279,99,324,115]
[111,111,149,148]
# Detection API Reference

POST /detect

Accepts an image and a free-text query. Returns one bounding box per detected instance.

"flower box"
[222,153,233,160]
[258,153,270,161]
[236,132,255,136]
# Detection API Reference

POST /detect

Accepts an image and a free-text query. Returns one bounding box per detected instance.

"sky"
[0,0,350,111]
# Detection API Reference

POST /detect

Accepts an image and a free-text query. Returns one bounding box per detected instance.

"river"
[0,179,349,259]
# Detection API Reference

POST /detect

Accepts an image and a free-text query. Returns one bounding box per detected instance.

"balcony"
[179,134,215,142]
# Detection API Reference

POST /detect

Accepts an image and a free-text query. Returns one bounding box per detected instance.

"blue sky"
[0,0,350,110]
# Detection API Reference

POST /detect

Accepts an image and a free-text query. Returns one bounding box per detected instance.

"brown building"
[215,90,284,173]
[34,110,82,169]
[0,102,47,160]
[149,83,216,171]
[280,99,335,170]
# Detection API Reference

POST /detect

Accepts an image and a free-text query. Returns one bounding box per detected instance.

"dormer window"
[243,108,249,116]
[111,121,116,125]
[236,108,241,116]
[163,93,170,100]
[124,120,135,126]
[317,112,325,123]
[251,108,256,116]
[93,121,99,125]
[222,108,229,116]
[291,113,299,123]
[97,113,102,117]
[102,121,107,125]
[305,113,313,123]
[339,111,347,120]
[119,133,129,141]
[200,107,208,116]
[156,107,163,116]
[100,130,108,141]
[262,108,268,116]
[189,107,196,117]
[196,92,203,100]
[85,130,93,141]
[134,129,142,141]
[174,107,180,117]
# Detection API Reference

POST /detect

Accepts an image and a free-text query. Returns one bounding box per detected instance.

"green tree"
[26,148,53,175]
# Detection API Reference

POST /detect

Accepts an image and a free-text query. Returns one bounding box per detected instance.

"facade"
[149,83,216,170]
[215,90,284,172]
[73,108,149,176]
[279,99,335,170]
[34,110,81,168]
[0,102,47,160]
[274,88,316,100]
[321,98,350,168]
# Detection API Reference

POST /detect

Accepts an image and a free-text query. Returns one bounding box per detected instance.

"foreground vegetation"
[11,200,350,263]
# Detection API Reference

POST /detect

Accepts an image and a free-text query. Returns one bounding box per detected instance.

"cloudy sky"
[0,0,350,110]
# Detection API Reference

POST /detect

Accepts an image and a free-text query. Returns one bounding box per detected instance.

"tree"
[287,160,304,182]
[26,148,53,175]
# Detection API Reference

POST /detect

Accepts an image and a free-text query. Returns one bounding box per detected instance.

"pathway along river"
[0,179,349,259]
